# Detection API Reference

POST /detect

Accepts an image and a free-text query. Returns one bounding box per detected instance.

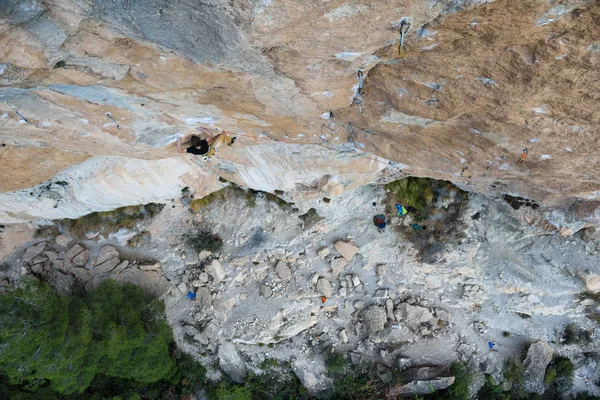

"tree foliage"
[0,279,175,395]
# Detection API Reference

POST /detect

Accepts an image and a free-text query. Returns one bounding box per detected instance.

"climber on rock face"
[177,127,236,158]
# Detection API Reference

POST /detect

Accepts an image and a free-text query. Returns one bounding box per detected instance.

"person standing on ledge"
[177,127,236,159]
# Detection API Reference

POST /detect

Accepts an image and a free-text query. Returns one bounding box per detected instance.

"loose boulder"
[218,341,247,383]
[522,341,554,394]
[334,240,359,261]
[23,242,47,263]
[205,259,226,283]
[330,258,347,276]
[316,277,332,297]
[275,261,292,282]
[362,305,387,333]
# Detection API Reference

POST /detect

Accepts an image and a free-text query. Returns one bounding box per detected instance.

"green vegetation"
[424,363,472,400]
[543,357,574,397]
[206,369,307,400]
[385,177,437,221]
[298,208,323,229]
[60,203,164,237]
[0,279,206,399]
[326,353,390,399]
[186,230,224,253]
[190,185,256,212]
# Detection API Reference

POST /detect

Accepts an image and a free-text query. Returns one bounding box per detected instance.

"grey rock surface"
[218,341,247,383]
[523,341,554,394]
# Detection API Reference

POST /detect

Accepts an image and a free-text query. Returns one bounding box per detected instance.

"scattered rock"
[522,341,554,394]
[339,329,349,343]
[30,254,49,265]
[218,341,248,383]
[72,249,90,267]
[71,267,91,280]
[352,275,361,288]
[55,234,73,246]
[65,244,86,263]
[362,305,386,333]
[94,257,120,275]
[275,261,292,282]
[580,273,600,292]
[52,271,74,296]
[330,258,347,276]
[112,260,129,275]
[316,277,332,297]
[23,242,47,262]
[334,240,359,261]
[93,245,119,266]
[260,285,273,297]
[205,259,226,283]
[230,256,250,267]
[198,250,212,261]
[397,303,435,331]
[317,247,329,259]
[291,360,333,398]
[376,264,387,277]
[139,262,161,271]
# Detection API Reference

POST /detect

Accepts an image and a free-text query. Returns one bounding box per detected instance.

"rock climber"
[517,148,528,164]
[396,204,408,216]
[177,127,236,158]
[373,214,387,232]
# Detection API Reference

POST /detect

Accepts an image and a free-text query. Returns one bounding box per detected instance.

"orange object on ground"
[321,296,327,303]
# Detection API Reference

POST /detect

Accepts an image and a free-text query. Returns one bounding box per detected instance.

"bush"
[385,177,436,221]
[61,203,163,237]
[425,363,472,400]
[186,230,224,253]
[327,353,347,373]
[544,356,574,395]
[0,279,178,395]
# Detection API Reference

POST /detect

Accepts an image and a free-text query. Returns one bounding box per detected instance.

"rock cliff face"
[0,0,599,226]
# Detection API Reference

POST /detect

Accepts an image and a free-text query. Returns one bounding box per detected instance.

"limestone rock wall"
[0,0,599,223]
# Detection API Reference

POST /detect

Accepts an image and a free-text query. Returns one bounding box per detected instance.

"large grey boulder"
[387,367,455,397]
[23,242,47,262]
[522,341,554,394]
[291,360,333,399]
[362,305,387,333]
[205,259,226,283]
[218,341,247,383]
[93,245,119,266]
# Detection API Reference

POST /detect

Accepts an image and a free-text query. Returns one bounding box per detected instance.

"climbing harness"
[105,112,122,130]
[357,70,365,95]
[398,19,411,56]
[2,100,28,123]
[460,166,468,176]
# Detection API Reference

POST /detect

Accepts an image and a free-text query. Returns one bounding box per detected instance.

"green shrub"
[213,382,252,400]
[327,353,347,373]
[425,363,472,400]
[186,230,224,253]
[0,279,175,395]
[61,203,163,237]
[385,177,437,221]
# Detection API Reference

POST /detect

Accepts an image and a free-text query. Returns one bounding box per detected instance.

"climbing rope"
[398,19,411,56]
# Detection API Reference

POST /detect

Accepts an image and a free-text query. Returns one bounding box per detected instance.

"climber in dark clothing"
[177,127,236,157]
[181,135,209,155]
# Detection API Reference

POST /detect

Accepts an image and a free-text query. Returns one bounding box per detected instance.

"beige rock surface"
[0,0,598,228]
